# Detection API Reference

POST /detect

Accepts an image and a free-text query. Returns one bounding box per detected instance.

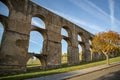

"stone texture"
[0,0,95,74]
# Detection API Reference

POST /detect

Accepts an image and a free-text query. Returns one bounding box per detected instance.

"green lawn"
[0,56,120,80]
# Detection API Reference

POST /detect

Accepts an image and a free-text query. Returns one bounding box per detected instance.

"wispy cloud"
[31,18,45,29]
[32,20,40,27]
[69,0,110,25]
[108,0,120,32]
[109,0,115,28]
[29,31,43,45]
[29,39,39,45]
[49,8,104,33]
[69,0,120,32]
[31,0,120,33]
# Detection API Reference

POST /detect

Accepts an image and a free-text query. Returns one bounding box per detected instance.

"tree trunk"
[106,54,110,65]
[102,51,110,65]
[91,53,93,61]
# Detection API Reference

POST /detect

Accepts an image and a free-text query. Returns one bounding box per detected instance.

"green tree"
[91,31,119,65]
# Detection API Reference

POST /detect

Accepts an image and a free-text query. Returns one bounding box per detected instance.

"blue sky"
[31,0,120,34]
[0,0,120,54]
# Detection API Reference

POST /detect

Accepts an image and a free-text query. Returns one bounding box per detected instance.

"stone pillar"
[82,39,91,62]
[0,2,31,73]
[46,40,61,67]
[67,25,79,65]
[81,44,86,62]
[67,46,79,65]
[0,31,29,72]
[45,26,62,68]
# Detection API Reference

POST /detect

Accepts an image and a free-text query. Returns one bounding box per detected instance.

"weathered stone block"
[0,31,29,68]
[68,46,79,65]
[8,20,31,34]
[47,31,62,43]
[46,41,61,66]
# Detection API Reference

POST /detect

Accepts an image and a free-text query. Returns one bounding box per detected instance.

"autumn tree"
[91,31,119,65]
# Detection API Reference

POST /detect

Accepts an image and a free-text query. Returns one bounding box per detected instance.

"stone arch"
[26,56,42,68]
[0,1,10,17]
[89,36,93,45]
[89,40,92,45]
[0,22,4,47]
[62,37,71,46]
[31,14,47,39]
[31,26,47,40]
[28,31,44,54]
[78,35,82,41]
[61,28,68,37]
[61,26,72,64]
[28,14,47,54]
[31,16,46,29]
[78,44,82,61]
[79,42,86,62]
[61,26,72,46]
[78,32,84,41]
[88,37,93,60]
[26,52,47,69]
[61,37,72,64]
[62,26,72,38]
[32,14,46,27]
[61,39,68,64]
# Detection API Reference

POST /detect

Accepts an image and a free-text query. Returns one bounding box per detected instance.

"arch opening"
[61,28,68,37]
[61,26,71,37]
[26,56,42,68]
[31,17,45,29]
[78,35,82,41]
[89,40,92,45]
[61,39,68,64]
[78,44,82,61]
[28,31,44,54]
[0,22,4,47]
[0,1,9,17]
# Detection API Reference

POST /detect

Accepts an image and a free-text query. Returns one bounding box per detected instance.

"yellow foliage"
[91,31,119,54]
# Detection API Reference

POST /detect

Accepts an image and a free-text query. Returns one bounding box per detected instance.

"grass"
[27,57,41,67]
[0,56,120,80]
[27,54,68,67]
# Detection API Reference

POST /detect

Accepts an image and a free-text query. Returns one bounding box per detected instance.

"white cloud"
[32,20,40,27]
[31,18,45,29]
[29,39,39,45]
[69,0,120,32]
[49,9,104,33]
[69,0,111,24]
[109,0,115,28]
[31,0,120,34]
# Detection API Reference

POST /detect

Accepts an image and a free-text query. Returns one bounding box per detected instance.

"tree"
[91,31,119,65]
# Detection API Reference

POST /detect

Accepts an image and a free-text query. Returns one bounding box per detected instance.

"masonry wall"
[0,0,93,73]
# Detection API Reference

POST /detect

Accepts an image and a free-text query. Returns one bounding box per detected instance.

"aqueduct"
[0,0,94,73]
